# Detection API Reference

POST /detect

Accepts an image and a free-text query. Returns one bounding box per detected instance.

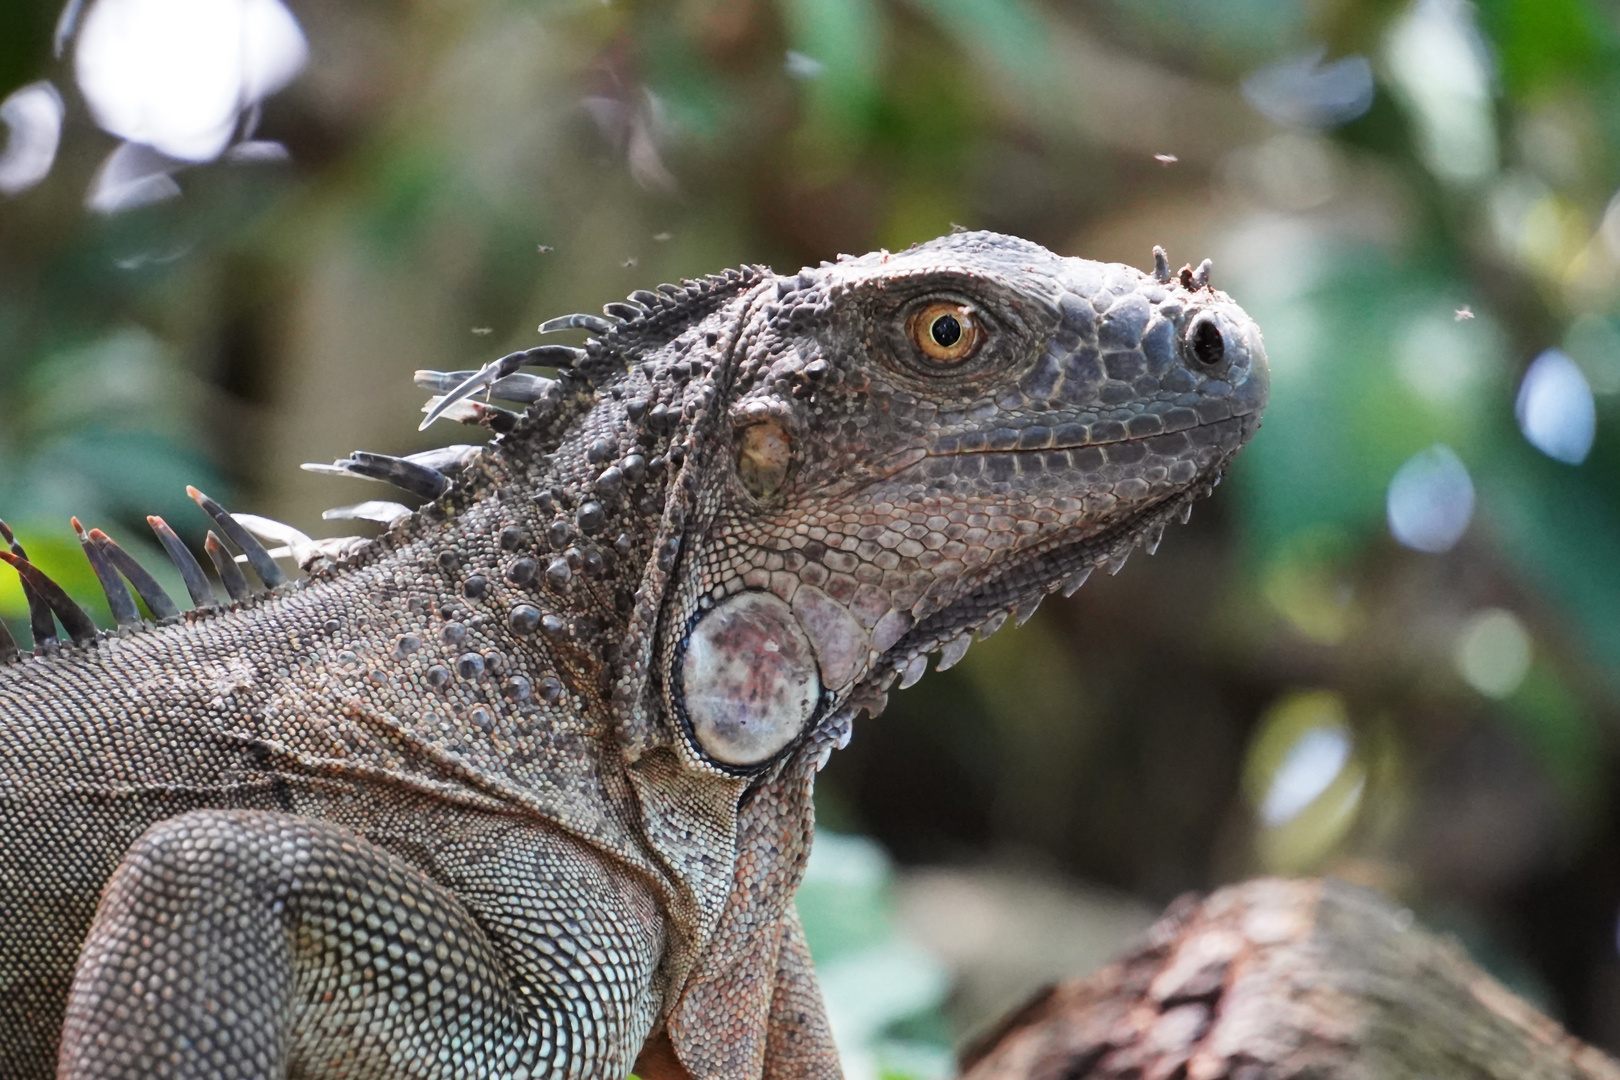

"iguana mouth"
[920,409,1263,459]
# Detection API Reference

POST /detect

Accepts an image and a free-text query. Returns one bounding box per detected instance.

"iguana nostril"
[1188,315,1226,369]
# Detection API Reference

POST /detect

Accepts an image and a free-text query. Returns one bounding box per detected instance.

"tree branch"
[959,877,1620,1080]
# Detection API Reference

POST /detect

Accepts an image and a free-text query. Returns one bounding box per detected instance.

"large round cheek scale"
[680,591,821,766]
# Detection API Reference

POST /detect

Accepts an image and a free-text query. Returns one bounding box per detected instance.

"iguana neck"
[317,376,667,729]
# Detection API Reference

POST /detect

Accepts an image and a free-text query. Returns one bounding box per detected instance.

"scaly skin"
[0,231,1266,1079]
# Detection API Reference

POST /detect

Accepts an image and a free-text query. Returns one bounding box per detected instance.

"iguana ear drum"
[678,590,821,766]
[736,420,791,501]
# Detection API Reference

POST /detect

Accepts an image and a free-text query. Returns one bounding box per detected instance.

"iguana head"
[602,231,1268,777]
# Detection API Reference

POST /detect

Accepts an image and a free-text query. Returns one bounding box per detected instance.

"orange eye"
[907,302,981,363]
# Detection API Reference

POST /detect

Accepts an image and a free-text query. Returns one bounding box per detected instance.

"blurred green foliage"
[797,832,953,1078]
[4,0,1620,1061]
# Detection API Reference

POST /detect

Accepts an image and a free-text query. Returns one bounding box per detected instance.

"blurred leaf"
[644,10,730,144]
[797,833,952,1079]
[24,327,196,435]
[1244,690,1366,874]
[1104,0,1313,58]
[779,0,884,140]
[1232,241,1503,559]
[34,428,223,524]
[0,2,52,98]
[880,182,962,254]
[904,0,1057,105]
[1476,0,1607,98]
[798,831,897,963]
[0,530,106,631]
[1260,527,1358,644]
[1502,663,1602,813]
[1482,448,1620,691]
[359,147,454,258]
[957,615,1093,850]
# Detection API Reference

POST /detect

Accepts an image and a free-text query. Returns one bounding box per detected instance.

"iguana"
[0,230,1267,1079]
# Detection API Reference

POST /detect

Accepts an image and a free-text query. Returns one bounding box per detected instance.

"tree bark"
[958,877,1620,1080]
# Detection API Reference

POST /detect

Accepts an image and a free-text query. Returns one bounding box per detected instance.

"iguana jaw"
[845,434,1248,716]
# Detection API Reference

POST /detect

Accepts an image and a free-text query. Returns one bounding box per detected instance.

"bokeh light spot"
[1241,48,1374,130]
[1396,308,1491,407]
[73,0,307,162]
[1387,444,1474,553]
[1516,349,1596,465]
[1221,133,1340,212]
[85,141,181,214]
[1384,0,1497,185]
[1261,725,1352,826]
[1562,315,1620,396]
[1244,691,1366,873]
[785,50,826,80]
[1454,608,1532,699]
[1261,533,1356,646]
[0,82,65,195]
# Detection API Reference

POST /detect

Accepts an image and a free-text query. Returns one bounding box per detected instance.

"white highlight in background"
[86,141,182,213]
[1395,307,1494,407]
[0,82,65,195]
[1516,349,1596,465]
[1387,443,1475,553]
[1454,608,1532,699]
[1260,725,1353,827]
[74,0,307,162]
[1384,0,1497,184]
[1241,48,1374,130]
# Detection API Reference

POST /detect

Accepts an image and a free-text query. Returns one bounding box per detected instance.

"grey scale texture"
[0,231,1267,1079]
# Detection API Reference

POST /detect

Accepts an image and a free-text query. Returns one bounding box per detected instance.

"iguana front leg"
[60,809,665,1079]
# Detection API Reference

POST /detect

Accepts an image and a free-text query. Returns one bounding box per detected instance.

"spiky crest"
[0,261,767,661]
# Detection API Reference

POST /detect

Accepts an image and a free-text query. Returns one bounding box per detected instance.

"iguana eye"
[908,302,982,364]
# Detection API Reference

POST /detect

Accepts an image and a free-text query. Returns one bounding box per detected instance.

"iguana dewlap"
[0,231,1267,1079]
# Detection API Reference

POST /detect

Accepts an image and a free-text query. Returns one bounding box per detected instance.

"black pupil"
[930,314,962,348]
